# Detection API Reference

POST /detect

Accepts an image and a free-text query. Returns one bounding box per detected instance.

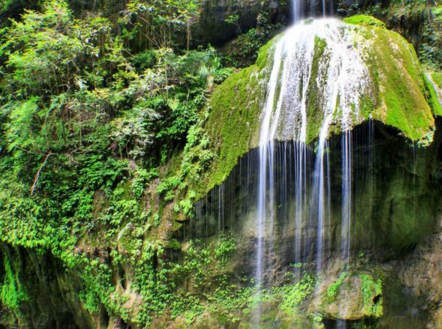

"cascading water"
[251,5,371,324]
[254,6,372,324]
[181,2,388,326]
[292,0,302,21]
[341,131,352,262]
[308,0,332,17]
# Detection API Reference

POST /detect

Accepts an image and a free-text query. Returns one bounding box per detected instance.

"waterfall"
[189,2,375,326]
[174,2,437,326]
[307,0,332,17]
[253,18,371,324]
[292,0,302,22]
[341,131,352,262]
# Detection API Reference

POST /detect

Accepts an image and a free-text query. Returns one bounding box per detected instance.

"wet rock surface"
[171,120,442,327]
[178,121,442,274]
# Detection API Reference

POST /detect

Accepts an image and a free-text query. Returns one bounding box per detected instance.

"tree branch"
[30,152,53,196]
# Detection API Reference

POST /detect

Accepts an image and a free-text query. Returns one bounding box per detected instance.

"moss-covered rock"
[344,14,386,28]
[194,16,441,198]
[348,16,438,141]
[192,39,276,195]
[316,269,384,321]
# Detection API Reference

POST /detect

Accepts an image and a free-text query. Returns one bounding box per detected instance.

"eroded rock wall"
[0,244,94,329]
[178,120,442,278]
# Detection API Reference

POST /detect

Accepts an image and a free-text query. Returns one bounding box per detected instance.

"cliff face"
[1,13,442,329]
[192,0,288,46]
[193,0,426,48]
[171,122,442,327]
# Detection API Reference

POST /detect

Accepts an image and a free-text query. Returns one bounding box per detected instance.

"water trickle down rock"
[256,18,373,286]
[177,15,441,326]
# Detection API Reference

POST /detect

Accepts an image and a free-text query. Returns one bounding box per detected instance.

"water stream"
[254,1,371,324]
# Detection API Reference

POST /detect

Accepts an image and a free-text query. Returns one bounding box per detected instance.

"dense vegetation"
[0,0,441,327]
[0,0,234,325]
[0,0,229,251]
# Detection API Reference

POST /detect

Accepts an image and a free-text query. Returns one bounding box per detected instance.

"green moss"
[430,70,442,89]
[195,60,265,196]
[359,94,377,120]
[306,37,330,143]
[0,252,28,314]
[344,15,386,29]
[255,36,279,71]
[353,20,436,140]
[360,273,383,317]
[326,271,348,301]
[423,72,442,116]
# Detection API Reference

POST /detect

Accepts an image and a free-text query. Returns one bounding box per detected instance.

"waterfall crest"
[259,19,373,146]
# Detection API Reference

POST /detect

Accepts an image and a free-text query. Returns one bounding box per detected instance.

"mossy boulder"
[346,15,440,141]
[316,270,384,321]
[194,38,277,195]
[198,16,440,197]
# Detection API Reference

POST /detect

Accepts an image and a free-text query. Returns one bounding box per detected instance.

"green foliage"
[327,271,348,300]
[420,5,442,69]
[225,14,241,33]
[156,111,219,218]
[130,236,239,325]
[0,0,230,167]
[223,11,283,68]
[132,168,158,198]
[0,0,13,12]
[360,273,383,317]
[132,50,157,72]
[278,273,315,311]
[0,0,231,321]
[310,313,325,329]
[120,0,202,49]
[0,252,28,313]
[80,260,130,321]
[214,236,236,264]
[0,0,130,173]
[157,176,181,200]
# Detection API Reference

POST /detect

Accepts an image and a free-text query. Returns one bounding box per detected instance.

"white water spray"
[341,130,352,261]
